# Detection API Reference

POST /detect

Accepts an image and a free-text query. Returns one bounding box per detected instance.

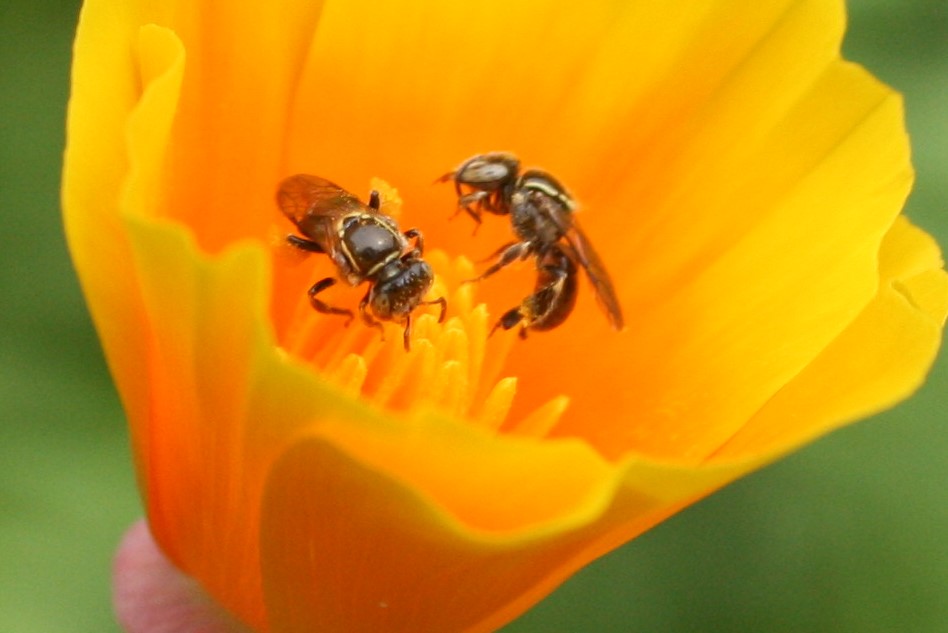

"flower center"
[272,179,570,437]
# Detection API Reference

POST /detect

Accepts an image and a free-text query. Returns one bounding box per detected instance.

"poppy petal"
[545,64,913,462]
[260,428,752,632]
[712,217,948,458]
[63,22,186,465]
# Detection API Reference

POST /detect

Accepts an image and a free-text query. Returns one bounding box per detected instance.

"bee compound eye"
[368,287,393,317]
[458,157,507,184]
[470,162,510,184]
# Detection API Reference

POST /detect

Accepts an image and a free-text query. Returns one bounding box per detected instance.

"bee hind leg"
[489,307,527,338]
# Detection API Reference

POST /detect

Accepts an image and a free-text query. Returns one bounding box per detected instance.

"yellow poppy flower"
[63,0,947,631]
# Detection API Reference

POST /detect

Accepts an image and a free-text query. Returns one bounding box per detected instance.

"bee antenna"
[368,190,381,210]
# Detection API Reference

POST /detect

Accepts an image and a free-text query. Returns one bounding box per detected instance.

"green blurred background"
[1,0,945,631]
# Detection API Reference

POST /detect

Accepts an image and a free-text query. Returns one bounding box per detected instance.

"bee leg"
[445,178,471,219]
[476,241,517,264]
[484,190,509,215]
[420,296,448,323]
[456,192,489,232]
[287,234,325,253]
[357,291,386,340]
[490,257,571,338]
[402,228,424,254]
[465,241,533,284]
[308,278,354,326]
[489,307,526,338]
[367,190,381,211]
[457,191,489,211]
[402,314,413,351]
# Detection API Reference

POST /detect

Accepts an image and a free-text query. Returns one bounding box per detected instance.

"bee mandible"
[278,174,446,350]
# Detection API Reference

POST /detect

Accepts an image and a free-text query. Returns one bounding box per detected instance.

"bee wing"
[277,174,367,227]
[554,212,625,331]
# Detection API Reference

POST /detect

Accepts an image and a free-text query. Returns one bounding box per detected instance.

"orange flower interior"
[271,178,569,438]
[63,0,948,631]
[126,0,937,471]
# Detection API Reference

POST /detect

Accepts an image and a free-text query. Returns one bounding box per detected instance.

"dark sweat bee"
[440,153,623,337]
[278,174,446,350]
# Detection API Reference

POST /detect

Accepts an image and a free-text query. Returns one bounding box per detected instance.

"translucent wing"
[553,211,625,331]
[277,174,367,230]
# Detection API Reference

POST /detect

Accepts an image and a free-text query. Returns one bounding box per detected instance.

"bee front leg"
[402,228,424,255]
[484,190,510,215]
[420,296,448,323]
[358,290,386,341]
[401,314,413,351]
[308,278,354,325]
[456,191,490,230]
